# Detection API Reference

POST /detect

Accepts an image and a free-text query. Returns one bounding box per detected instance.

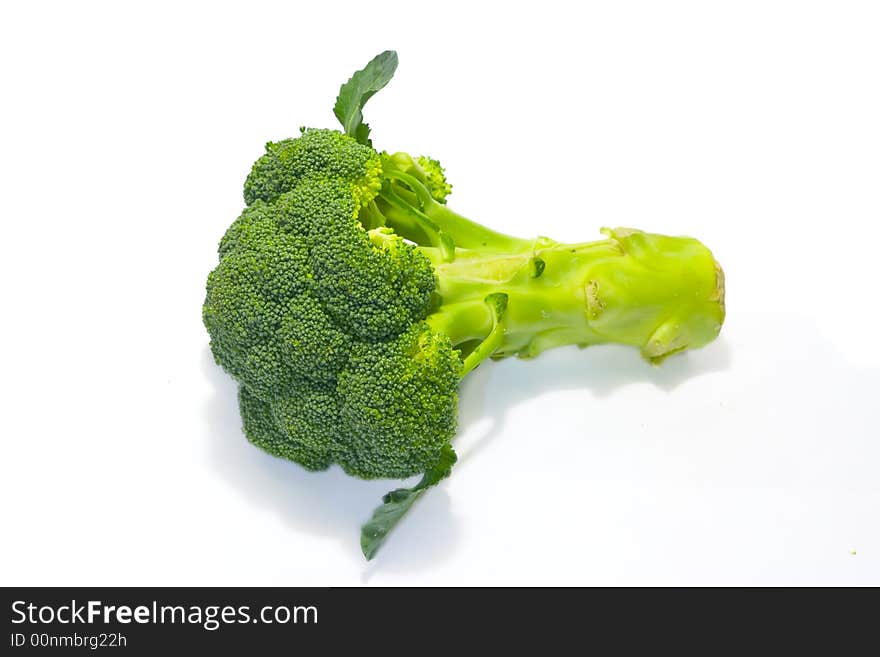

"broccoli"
[203,51,726,559]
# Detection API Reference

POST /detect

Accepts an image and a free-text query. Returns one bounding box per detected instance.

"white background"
[1,1,878,586]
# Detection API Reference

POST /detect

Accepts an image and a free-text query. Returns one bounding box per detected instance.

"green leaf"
[360,443,457,560]
[334,50,398,146]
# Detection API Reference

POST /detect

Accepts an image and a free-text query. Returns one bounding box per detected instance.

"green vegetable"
[203,51,726,559]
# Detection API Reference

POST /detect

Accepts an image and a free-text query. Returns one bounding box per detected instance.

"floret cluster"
[204,129,461,479]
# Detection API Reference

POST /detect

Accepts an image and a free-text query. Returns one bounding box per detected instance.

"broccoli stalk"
[367,162,530,256]
[425,231,724,363]
[368,157,725,366]
[359,167,724,557]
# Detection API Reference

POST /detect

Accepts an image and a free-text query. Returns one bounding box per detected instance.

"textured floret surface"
[204,129,461,479]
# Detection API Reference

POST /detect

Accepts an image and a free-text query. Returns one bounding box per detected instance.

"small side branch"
[461,293,509,376]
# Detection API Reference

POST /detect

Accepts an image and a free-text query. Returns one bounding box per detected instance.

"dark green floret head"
[238,386,337,472]
[310,226,436,342]
[202,213,310,398]
[336,324,462,479]
[204,125,454,482]
[244,128,383,209]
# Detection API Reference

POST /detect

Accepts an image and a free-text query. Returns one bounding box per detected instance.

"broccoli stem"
[422,228,726,365]
[417,198,533,253]
[460,292,509,375]
[372,170,532,254]
[365,166,725,365]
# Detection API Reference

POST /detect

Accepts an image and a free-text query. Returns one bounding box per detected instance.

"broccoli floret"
[203,51,727,560]
[279,293,352,386]
[239,385,336,471]
[338,324,461,479]
[203,223,309,397]
[310,221,435,342]
[381,152,453,204]
[244,128,382,209]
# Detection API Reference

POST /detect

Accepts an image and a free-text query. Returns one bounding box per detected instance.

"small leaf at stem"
[334,51,398,146]
[360,443,457,560]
